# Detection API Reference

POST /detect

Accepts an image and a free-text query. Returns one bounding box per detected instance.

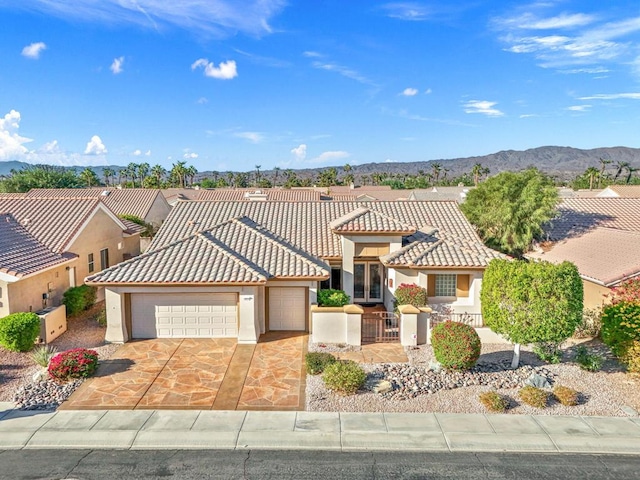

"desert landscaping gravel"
[306,340,640,416]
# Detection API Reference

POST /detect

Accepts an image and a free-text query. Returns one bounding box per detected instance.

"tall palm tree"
[598,158,612,188]
[273,167,280,187]
[137,163,150,187]
[186,165,198,186]
[613,161,629,183]
[170,161,188,188]
[102,167,114,187]
[431,162,442,184]
[626,166,638,184]
[80,167,99,187]
[584,167,599,190]
[471,163,485,187]
[254,165,262,186]
[150,164,166,187]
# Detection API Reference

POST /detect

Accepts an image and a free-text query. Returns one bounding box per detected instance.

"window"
[320,266,342,291]
[435,274,457,297]
[88,253,94,273]
[100,248,109,270]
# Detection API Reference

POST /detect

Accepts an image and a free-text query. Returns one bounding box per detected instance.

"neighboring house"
[597,185,640,198]
[526,198,640,309]
[161,188,202,207]
[198,188,322,202]
[409,187,472,203]
[25,188,171,227]
[86,201,505,344]
[0,197,141,315]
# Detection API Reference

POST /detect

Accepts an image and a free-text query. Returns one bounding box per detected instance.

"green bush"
[575,346,603,372]
[394,283,428,310]
[431,321,481,370]
[0,312,41,352]
[533,342,562,364]
[518,386,549,408]
[119,214,156,238]
[478,391,509,413]
[62,285,97,316]
[317,289,350,307]
[31,344,58,367]
[619,340,640,374]
[553,385,579,406]
[48,348,99,382]
[305,352,337,375]
[95,308,107,327]
[573,308,602,338]
[601,302,640,356]
[322,360,366,395]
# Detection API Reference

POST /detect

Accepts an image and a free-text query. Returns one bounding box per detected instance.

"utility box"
[36,305,67,344]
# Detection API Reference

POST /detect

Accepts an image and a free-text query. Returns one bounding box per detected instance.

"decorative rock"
[373,380,393,394]
[525,373,552,389]
[32,368,48,383]
[428,360,443,373]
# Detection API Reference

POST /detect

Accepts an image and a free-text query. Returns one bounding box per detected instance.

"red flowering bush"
[431,321,481,370]
[394,283,428,310]
[48,348,99,382]
[607,278,640,305]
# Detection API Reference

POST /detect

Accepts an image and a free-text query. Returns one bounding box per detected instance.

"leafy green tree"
[0,165,80,192]
[79,167,100,187]
[317,167,338,187]
[461,168,559,257]
[481,259,583,367]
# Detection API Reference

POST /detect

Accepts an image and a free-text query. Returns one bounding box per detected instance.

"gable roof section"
[0,197,127,253]
[597,185,640,198]
[330,207,416,234]
[26,188,167,220]
[198,188,322,202]
[381,228,507,268]
[544,198,640,241]
[0,214,76,278]
[149,200,483,260]
[87,216,330,285]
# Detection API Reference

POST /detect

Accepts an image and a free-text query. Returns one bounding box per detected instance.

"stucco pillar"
[417,307,432,345]
[238,288,259,344]
[105,288,128,343]
[341,237,355,302]
[344,304,363,346]
[398,304,419,346]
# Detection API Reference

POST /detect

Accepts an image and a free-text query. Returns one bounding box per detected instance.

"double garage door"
[131,293,238,339]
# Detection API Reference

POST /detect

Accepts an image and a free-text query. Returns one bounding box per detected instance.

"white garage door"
[269,287,306,331]
[131,293,237,338]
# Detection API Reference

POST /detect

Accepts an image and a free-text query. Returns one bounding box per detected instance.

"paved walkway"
[1,406,639,453]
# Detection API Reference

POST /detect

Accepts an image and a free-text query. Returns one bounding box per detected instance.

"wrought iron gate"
[361,312,400,343]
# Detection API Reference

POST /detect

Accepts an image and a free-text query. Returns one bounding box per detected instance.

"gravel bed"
[306,341,640,417]
[0,302,120,409]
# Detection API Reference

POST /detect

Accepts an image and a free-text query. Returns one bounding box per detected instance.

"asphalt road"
[1,450,639,480]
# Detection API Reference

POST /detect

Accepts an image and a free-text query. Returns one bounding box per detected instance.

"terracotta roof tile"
[197,188,322,202]
[330,207,416,234]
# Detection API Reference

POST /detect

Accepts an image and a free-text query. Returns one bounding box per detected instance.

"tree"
[150,164,166,187]
[626,166,638,184]
[317,167,338,187]
[170,161,187,188]
[481,259,583,368]
[79,167,100,187]
[584,166,599,190]
[471,162,489,187]
[254,165,262,186]
[460,168,559,257]
[127,162,139,187]
[613,161,629,183]
[136,163,150,187]
[273,167,281,187]
[102,167,115,187]
[598,158,612,188]
[0,165,80,192]
[431,162,442,184]
[185,165,198,186]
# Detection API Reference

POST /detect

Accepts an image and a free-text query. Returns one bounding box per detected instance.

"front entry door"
[354,262,384,303]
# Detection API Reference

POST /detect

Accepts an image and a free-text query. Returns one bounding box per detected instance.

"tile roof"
[329,207,416,234]
[527,227,640,286]
[197,188,322,202]
[25,188,167,220]
[0,214,76,278]
[410,187,472,203]
[87,216,330,285]
[381,228,507,268]
[598,185,640,198]
[543,198,640,241]
[150,200,483,261]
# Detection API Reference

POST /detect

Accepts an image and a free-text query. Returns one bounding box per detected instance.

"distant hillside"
[2,146,640,182]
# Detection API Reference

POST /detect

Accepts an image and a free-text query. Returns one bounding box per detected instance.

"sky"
[1,1,640,172]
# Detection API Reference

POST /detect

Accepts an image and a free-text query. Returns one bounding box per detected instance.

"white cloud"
[567,105,591,111]
[463,100,504,117]
[0,110,33,160]
[303,51,322,58]
[84,135,107,155]
[311,61,374,85]
[21,42,47,59]
[183,151,199,159]
[191,58,237,79]
[145,149,151,156]
[310,150,350,164]
[425,88,432,94]
[497,12,596,31]
[401,87,418,96]
[291,144,307,161]
[110,56,124,74]
[381,2,431,21]
[132,149,142,156]
[39,140,61,154]
[8,0,287,37]
[196,97,209,104]
[234,131,264,143]
[579,93,640,100]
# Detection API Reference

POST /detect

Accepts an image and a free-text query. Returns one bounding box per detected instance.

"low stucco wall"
[310,305,363,346]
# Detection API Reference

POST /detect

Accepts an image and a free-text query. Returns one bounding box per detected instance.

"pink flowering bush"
[48,348,99,382]
[394,283,428,310]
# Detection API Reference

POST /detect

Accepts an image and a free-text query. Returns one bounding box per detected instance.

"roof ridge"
[197,229,269,281]
[329,206,370,229]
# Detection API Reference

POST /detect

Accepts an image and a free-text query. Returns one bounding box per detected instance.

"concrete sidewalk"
[1,402,639,453]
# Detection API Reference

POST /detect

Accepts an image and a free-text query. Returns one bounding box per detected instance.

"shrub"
[31,344,58,367]
[322,360,366,395]
[573,308,602,338]
[478,391,509,413]
[305,352,337,375]
[0,312,41,352]
[518,386,549,408]
[95,308,107,327]
[119,214,156,238]
[48,348,99,382]
[553,386,579,406]
[394,283,428,310]
[607,278,640,305]
[431,321,481,370]
[619,340,640,374]
[62,285,97,316]
[601,302,640,354]
[533,342,562,364]
[317,289,350,307]
[575,346,603,372]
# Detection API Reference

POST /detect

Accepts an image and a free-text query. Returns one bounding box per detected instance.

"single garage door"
[268,287,306,331]
[131,293,237,338]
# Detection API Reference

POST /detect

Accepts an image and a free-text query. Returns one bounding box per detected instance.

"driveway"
[60,332,307,411]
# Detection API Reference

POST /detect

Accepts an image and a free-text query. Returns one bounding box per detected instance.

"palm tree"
[273,167,281,187]
[127,162,139,187]
[598,158,612,188]
[80,168,99,187]
[431,162,442,184]
[471,163,486,187]
[254,165,262,186]
[137,163,150,187]
[170,161,188,188]
[151,164,166,187]
[102,167,114,187]
[186,165,198,186]
[626,166,638,184]
[584,167,599,190]
[613,161,629,183]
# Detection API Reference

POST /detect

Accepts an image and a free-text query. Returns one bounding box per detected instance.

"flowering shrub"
[394,283,428,310]
[607,278,640,305]
[48,348,99,382]
[431,321,481,370]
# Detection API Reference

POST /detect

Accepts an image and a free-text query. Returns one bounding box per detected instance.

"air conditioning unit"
[35,305,67,344]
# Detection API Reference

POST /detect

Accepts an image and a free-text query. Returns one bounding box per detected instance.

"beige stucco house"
[0,197,141,317]
[87,200,505,344]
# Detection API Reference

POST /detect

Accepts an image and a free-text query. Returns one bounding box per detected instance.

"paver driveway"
[61,332,307,411]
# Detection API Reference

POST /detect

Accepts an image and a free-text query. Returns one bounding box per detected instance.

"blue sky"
[1,1,640,172]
